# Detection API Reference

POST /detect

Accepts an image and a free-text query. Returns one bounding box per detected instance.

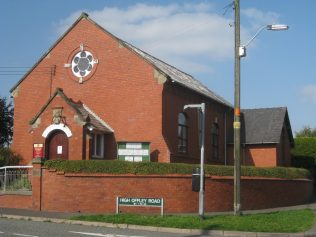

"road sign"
[116,197,164,215]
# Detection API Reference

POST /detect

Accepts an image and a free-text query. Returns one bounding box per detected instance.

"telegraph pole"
[233,0,241,216]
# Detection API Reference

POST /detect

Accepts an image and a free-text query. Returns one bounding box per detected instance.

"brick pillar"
[32,158,43,210]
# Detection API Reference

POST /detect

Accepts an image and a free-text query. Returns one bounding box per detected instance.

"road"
[0,218,213,237]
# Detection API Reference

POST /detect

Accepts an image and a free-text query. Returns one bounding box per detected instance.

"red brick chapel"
[10,13,294,167]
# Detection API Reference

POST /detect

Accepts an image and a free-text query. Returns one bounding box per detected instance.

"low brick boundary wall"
[0,193,33,210]
[0,163,313,214]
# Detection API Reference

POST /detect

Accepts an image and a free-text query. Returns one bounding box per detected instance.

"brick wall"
[244,144,277,167]
[39,168,314,213]
[11,17,167,164]
[2,163,311,213]
[10,15,293,168]
[276,125,292,166]
[0,194,33,210]
[227,144,281,167]
[162,82,232,165]
[29,94,85,161]
[11,16,234,165]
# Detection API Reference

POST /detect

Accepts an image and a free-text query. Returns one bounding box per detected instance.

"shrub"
[292,155,314,169]
[44,160,311,180]
[292,138,316,160]
[291,138,316,182]
[0,147,22,167]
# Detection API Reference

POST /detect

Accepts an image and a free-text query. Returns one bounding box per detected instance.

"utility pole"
[233,0,241,216]
[232,0,288,217]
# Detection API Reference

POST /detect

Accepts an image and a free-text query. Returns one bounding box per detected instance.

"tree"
[0,97,14,147]
[295,126,316,137]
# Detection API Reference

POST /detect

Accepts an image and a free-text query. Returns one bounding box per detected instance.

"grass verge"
[70,209,315,233]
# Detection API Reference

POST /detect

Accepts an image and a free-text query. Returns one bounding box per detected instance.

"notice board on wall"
[33,143,44,159]
[117,142,150,162]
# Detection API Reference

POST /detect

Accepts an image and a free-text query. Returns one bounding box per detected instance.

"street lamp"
[239,24,289,57]
[233,0,288,216]
[183,103,205,218]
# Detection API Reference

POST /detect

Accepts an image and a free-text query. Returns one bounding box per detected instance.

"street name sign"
[116,197,164,215]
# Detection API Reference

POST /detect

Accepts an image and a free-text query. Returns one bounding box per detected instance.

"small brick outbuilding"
[227,107,294,167]
[10,13,293,167]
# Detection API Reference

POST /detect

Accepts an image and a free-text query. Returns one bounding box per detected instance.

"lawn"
[70,209,315,233]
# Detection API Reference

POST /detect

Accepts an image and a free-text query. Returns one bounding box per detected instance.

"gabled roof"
[30,88,114,133]
[122,42,232,107]
[241,107,294,146]
[10,12,232,107]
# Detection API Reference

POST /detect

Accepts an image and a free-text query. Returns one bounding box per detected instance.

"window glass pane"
[92,134,104,157]
[211,123,219,159]
[178,126,187,138]
[96,134,102,156]
[178,113,188,153]
[178,113,186,125]
[178,126,182,137]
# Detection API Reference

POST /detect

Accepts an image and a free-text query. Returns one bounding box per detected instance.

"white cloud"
[301,85,316,102]
[241,8,280,30]
[54,3,280,75]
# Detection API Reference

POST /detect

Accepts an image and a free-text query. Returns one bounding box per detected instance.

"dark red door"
[47,130,69,160]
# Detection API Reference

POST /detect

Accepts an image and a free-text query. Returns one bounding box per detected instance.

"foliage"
[292,137,316,159]
[6,176,32,191]
[0,97,14,147]
[0,147,22,167]
[70,209,315,233]
[295,126,316,137]
[292,155,315,170]
[44,160,311,179]
[291,137,316,183]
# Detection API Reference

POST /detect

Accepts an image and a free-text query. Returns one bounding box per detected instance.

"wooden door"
[47,130,69,160]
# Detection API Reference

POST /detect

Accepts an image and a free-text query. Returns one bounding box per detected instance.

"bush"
[291,138,316,182]
[292,137,316,160]
[0,147,22,167]
[292,155,315,169]
[44,160,311,180]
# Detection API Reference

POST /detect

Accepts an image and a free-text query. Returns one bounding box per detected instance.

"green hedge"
[44,160,311,180]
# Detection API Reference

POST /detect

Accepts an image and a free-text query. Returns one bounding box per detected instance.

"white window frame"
[92,133,104,158]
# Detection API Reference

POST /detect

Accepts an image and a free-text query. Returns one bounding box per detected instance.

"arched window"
[178,113,188,153]
[211,123,219,160]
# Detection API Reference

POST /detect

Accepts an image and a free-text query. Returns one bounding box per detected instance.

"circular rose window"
[71,51,96,79]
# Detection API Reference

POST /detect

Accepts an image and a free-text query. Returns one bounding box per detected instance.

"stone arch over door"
[45,130,69,160]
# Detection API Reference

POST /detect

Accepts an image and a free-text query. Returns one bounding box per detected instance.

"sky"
[1,0,315,134]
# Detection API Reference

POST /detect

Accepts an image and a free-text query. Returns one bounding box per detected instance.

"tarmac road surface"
[0,218,214,237]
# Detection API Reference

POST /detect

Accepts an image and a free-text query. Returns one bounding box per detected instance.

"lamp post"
[233,0,288,216]
[184,103,205,218]
[239,24,289,57]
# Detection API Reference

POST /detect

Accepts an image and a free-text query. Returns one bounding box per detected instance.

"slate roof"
[241,107,294,145]
[123,42,232,107]
[78,104,114,133]
[10,12,232,108]
[30,88,114,133]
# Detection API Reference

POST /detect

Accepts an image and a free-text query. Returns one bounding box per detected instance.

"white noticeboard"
[117,142,150,162]
[57,146,63,154]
